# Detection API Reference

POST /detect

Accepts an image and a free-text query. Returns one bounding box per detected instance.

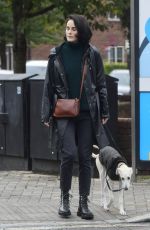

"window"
[107,12,120,22]
[107,46,125,63]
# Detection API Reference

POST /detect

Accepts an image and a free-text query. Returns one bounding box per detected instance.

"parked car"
[109,69,131,95]
[0,60,48,76]
[26,60,48,76]
[0,69,13,74]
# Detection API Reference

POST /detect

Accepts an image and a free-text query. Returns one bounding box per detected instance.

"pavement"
[0,170,150,230]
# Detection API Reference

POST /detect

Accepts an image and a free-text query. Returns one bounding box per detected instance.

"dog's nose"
[124,187,128,191]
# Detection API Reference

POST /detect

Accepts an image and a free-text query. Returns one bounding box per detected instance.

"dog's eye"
[121,177,125,181]
[127,177,130,180]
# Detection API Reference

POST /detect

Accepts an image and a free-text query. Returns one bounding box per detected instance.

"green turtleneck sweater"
[60,42,89,111]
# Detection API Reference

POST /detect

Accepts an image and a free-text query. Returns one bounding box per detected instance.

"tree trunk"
[13,32,27,73]
[0,40,7,69]
[12,0,27,73]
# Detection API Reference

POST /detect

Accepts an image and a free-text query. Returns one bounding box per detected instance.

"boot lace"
[61,193,73,209]
[81,195,90,209]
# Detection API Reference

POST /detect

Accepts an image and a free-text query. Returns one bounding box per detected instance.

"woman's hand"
[101,118,109,125]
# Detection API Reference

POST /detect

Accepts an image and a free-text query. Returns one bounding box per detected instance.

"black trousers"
[57,112,93,196]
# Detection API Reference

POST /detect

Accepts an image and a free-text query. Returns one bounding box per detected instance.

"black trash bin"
[29,75,58,173]
[0,74,31,170]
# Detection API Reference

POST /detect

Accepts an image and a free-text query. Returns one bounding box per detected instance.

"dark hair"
[64,14,92,45]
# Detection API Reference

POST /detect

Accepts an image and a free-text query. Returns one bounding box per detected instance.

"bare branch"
[27,4,56,18]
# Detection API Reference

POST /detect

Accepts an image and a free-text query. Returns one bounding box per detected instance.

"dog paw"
[120,209,127,215]
[100,201,104,207]
[104,205,109,211]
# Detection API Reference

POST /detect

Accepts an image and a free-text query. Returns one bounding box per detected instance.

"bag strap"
[79,61,87,99]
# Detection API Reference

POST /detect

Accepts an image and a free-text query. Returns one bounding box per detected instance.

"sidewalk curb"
[125,213,150,223]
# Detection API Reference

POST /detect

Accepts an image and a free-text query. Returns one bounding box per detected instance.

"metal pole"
[130,0,138,182]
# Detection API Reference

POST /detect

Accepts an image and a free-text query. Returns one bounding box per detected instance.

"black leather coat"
[41,43,110,154]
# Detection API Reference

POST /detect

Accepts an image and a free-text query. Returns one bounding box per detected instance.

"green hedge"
[104,62,128,74]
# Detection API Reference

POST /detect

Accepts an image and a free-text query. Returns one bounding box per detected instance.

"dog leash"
[103,124,124,156]
[106,161,127,192]
[106,174,123,192]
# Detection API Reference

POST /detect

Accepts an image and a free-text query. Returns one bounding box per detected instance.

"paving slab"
[0,171,150,229]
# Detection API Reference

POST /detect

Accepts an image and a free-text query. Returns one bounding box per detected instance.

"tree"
[0,1,13,69]
[3,0,130,73]
[11,0,125,73]
[112,0,130,40]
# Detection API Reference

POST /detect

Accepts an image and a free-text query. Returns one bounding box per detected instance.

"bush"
[104,62,128,74]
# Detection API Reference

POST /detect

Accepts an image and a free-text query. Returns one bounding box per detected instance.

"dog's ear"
[129,167,133,175]
[93,145,99,154]
[116,168,120,175]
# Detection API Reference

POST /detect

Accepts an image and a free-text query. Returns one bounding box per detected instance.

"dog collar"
[117,162,125,168]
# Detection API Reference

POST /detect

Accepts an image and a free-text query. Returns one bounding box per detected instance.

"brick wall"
[91,21,127,60]
[30,44,53,60]
[117,118,131,166]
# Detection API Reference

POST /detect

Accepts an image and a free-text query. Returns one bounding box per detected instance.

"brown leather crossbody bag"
[53,62,87,118]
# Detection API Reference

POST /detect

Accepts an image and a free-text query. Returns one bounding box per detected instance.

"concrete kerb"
[0,220,150,230]
[126,213,150,223]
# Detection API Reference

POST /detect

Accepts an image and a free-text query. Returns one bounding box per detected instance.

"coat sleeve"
[93,48,109,118]
[41,55,55,123]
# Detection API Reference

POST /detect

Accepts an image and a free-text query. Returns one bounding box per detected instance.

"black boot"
[77,195,94,220]
[58,191,71,218]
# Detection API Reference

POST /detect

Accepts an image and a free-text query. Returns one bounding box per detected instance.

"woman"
[41,14,109,220]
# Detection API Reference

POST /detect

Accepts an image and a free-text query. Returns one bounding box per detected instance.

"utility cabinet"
[29,75,58,172]
[0,74,31,170]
